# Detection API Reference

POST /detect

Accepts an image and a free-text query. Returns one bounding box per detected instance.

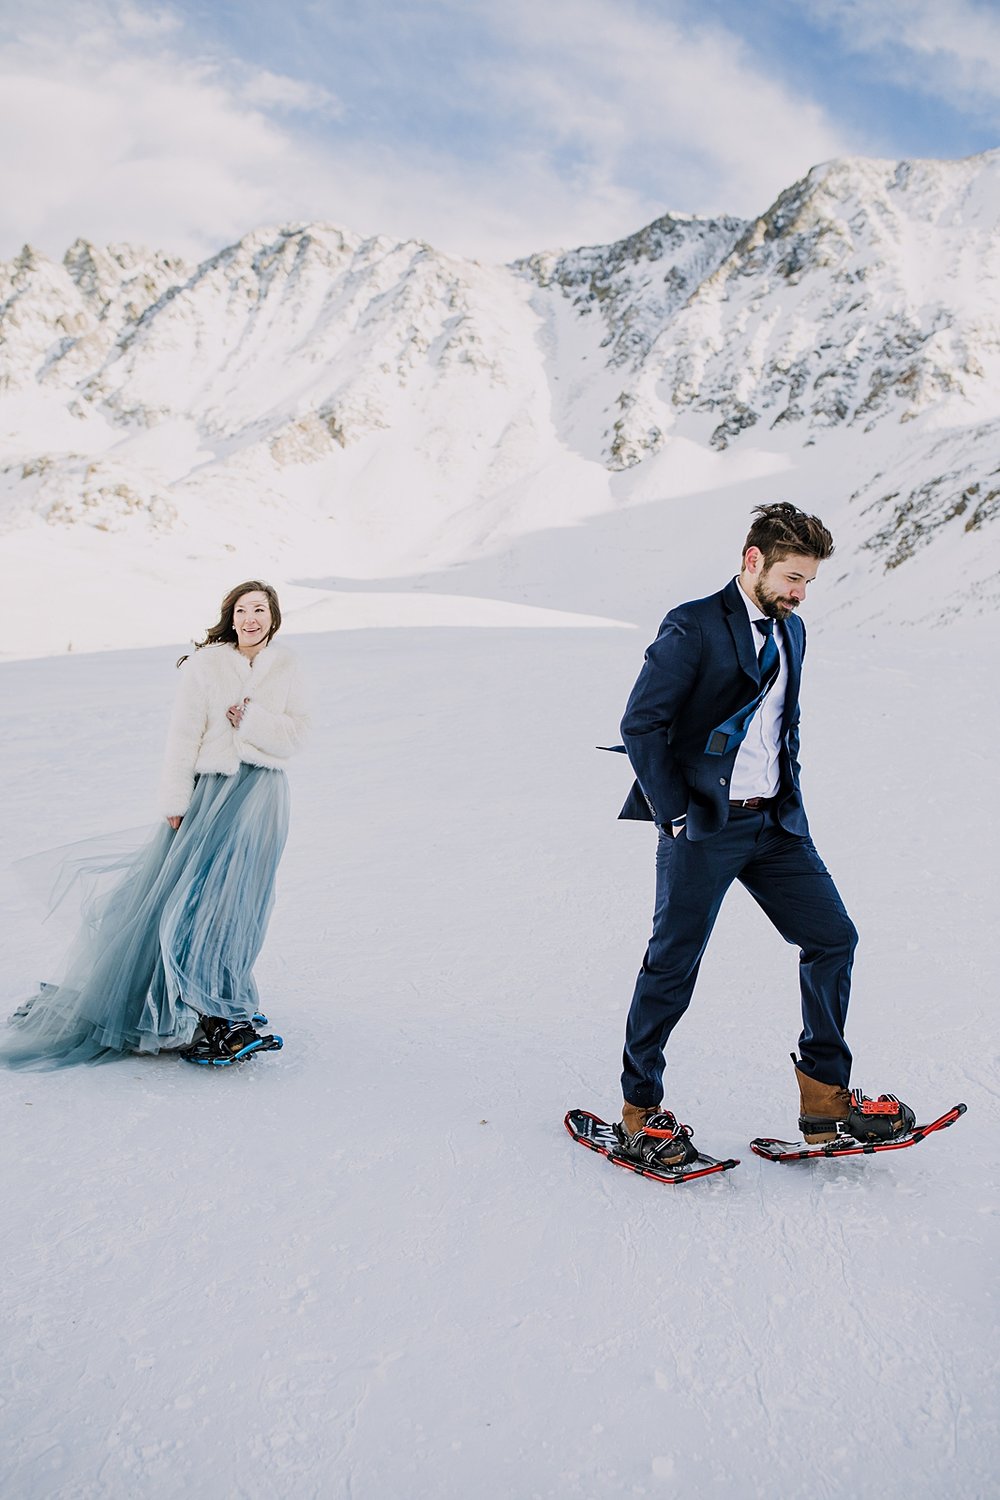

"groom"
[613,502,863,1167]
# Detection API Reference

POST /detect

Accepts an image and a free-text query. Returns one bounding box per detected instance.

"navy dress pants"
[621,806,857,1107]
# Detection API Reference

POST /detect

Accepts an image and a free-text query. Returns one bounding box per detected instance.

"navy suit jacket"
[618,578,809,841]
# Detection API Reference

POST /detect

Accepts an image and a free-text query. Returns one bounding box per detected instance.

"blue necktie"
[705,618,780,756]
[755,616,779,685]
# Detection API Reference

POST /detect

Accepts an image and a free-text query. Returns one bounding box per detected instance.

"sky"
[0,0,998,265]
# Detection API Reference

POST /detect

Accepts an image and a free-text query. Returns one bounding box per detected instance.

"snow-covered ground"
[1,532,996,1497]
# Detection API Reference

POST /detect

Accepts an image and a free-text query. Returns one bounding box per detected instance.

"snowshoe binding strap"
[846,1090,916,1142]
[797,1115,846,1137]
[614,1110,700,1170]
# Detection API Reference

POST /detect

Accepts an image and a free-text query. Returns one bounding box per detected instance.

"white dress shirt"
[728,578,787,800]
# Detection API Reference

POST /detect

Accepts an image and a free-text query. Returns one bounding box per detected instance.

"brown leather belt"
[729,796,773,809]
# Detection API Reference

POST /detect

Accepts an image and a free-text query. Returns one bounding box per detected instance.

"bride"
[3,581,309,1070]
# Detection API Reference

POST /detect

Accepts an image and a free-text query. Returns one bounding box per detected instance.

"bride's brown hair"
[177,580,282,666]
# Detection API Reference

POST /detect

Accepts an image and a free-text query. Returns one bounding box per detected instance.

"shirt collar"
[735,576,763,622]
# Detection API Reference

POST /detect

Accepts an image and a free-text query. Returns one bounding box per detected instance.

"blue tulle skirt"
[2,764,290,1070]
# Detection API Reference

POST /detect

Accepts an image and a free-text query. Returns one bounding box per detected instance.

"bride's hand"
[227,697,250,728]
[166,815,183,830]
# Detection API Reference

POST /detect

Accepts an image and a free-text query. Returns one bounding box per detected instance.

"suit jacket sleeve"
[620,610,702,824]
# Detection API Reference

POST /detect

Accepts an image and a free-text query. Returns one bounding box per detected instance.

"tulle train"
[2,764,290,1070]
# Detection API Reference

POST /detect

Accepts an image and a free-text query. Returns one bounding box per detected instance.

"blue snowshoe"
[181,1015,283,1067]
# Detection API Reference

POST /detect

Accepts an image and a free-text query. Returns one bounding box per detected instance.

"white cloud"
[462,0,859,220]
[0,0,872,266]
[238,68,342,118]
[113,1,181,39]
[808,0,1000,126]
[0,11,339,261]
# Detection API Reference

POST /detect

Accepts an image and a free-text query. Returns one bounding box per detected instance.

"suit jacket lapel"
[722,577,761,687]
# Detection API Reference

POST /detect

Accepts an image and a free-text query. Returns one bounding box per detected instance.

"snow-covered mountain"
[1,150,998,655]
[522,154,1000,573]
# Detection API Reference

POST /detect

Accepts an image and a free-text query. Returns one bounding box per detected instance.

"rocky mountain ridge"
[1,149,998,630]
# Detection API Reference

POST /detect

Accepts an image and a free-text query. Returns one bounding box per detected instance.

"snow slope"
[1,532,996,1497]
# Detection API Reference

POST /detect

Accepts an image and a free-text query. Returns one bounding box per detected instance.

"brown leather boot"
[793,1058,851,1143]
[621,1100,661,1136]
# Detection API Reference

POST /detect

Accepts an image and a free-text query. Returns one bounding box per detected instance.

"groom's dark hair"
[743,503,834,566]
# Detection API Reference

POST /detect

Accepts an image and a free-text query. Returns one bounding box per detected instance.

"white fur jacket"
[158,642,309,816]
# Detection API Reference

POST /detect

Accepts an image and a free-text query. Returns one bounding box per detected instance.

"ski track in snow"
[1,621,996,1499]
